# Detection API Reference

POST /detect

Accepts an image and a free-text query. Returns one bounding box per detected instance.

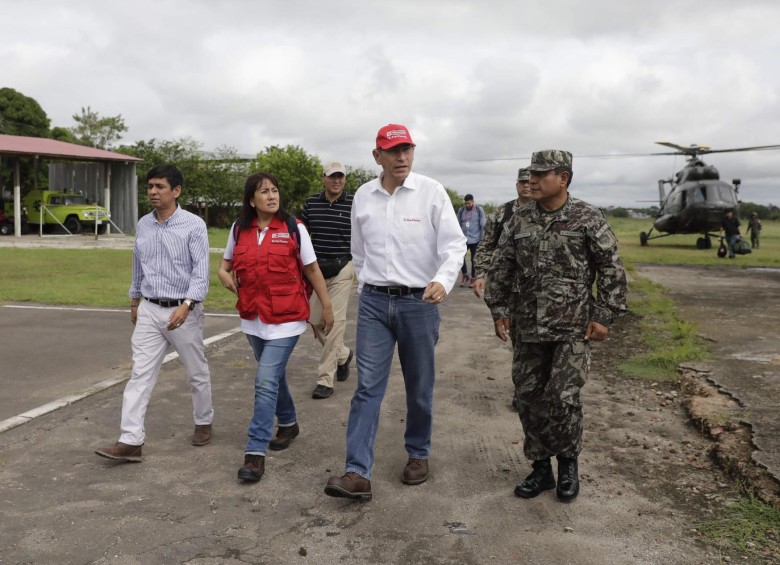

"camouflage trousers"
[512,340,591,461]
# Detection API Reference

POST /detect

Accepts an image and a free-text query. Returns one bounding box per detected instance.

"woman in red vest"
[219,172,334,483]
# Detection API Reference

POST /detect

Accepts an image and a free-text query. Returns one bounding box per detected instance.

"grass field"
[1,220,777,310]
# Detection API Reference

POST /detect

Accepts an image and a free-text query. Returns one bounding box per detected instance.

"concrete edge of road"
[0,327,242,435]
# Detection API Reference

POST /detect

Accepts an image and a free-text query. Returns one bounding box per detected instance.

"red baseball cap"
[375,124,416,150]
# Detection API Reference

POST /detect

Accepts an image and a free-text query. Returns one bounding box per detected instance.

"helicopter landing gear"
[696,236,713,249]
[639,231,649,246]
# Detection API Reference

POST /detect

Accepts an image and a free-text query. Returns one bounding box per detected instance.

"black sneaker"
[336,349,354,382]
[312,384,333,399]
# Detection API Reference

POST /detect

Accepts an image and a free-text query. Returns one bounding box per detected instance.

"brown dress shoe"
[402,458,429,485]
[269,423,299,451]
[237,454,265,482]
[95,442,143,462]
[191,424,212,446]
[324,472,372,500]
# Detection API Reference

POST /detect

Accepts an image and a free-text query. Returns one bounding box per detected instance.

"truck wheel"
[64,216,82,234]
[97,223,107,235]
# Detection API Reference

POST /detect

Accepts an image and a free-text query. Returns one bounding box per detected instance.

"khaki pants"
[309,261,355,388]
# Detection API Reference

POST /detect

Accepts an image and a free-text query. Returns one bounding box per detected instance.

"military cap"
[527,149,573,171]
[516,167,531,181]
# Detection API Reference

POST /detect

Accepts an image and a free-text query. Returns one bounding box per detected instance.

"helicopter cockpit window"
[709,185,737,205]
[694,186,706,204]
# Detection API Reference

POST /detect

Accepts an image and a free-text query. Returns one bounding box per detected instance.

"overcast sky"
[4,0,780,207]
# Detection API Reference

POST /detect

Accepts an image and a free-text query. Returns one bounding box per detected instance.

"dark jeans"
[461,242,479,278]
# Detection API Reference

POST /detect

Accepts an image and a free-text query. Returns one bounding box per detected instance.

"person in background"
[720,209,742,259]
[324,123,466,501]
[472,167,532,300]
[300,161,355,400]
[746,212,762,249]
[473,167,533,411]
[486,150,627,503]
[96,164,212,463]
[219,172,334,483]
[457,194,486,288]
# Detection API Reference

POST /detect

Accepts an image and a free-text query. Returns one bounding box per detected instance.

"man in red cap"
[324,124,466,500]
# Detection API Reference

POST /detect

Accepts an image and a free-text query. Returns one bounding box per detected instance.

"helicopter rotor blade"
[655,141,699,154]
[474,143,780,162]
[697,144,780,154]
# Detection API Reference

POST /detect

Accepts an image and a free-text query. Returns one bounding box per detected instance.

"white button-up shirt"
[351,171,466,294]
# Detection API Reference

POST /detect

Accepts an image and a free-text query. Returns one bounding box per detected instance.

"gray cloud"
[3,0,780,207]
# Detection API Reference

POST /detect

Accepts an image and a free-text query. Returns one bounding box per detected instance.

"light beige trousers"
[308,261,354,388]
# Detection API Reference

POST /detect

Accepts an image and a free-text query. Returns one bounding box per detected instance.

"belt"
[365,283,425,296]
[145,298,188,308]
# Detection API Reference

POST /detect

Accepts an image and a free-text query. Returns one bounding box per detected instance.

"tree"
[445,187,464,212]
[116,137,252,223]
[51,126,78,144]
[117,137,205,214]
[250,145,322,214]
[69,106,128,149]
[0,87,50,137]
[345,166,377,193]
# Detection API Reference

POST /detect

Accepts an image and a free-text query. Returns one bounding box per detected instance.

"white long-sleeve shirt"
[351,171,466,294]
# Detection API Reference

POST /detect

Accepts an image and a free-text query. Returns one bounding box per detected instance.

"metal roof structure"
[0,134,142,162]
[0,134,143,236]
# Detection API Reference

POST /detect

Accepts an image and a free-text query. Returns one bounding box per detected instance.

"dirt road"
[0,282,766,564]
[637,264,780,503]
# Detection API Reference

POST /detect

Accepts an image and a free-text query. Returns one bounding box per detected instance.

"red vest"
[232,216,310,324]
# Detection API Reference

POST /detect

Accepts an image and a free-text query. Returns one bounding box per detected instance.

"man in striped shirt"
[96,164,213,463]
[301,161,355,399]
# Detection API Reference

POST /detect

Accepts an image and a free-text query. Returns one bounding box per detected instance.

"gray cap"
[516,167,531,181]
[527,149,573,171]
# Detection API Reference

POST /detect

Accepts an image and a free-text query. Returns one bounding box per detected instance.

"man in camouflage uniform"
[472,167,532,302]
[485,150,627,502]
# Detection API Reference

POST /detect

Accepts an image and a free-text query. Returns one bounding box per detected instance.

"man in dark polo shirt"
[301,161,355,399]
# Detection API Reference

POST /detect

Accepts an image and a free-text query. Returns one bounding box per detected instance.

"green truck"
[24,189,110,234]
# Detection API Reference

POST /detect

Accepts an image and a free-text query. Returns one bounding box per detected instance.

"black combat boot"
[514,458,556,498]
[556,455,579,502]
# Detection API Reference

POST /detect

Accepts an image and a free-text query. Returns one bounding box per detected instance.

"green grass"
[697,490,780,560]
[617,272,710,381]
[0,248,237,312]
[609,217,780,267]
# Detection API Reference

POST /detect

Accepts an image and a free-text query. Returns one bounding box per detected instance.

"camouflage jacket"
[473,199,522,279]
[485,197,627,341]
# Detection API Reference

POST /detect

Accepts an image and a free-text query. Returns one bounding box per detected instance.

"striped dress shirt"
[129,206,210,302]
[300,190,353,260]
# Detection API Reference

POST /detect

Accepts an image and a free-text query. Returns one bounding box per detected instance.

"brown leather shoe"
[269,423,299,451]
[95,442,143,462]
[237,454,265,482]
[191,424,212,446]
[324,472,372,500]
[402,458,429,485]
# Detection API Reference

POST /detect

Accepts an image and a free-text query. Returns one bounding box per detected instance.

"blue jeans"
[244,334,299,455]
[726,234,740,258]
[345,286,440,479]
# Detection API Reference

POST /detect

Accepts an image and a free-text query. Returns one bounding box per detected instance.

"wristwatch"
[184,299,196,311]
